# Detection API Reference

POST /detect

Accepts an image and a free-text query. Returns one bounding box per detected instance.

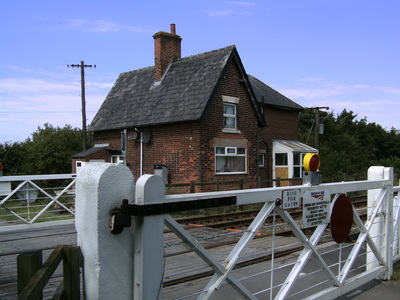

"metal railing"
[0,174,77,225]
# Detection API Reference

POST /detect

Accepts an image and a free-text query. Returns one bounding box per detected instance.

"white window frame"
[222,95,240,133]
[111,155,125,165]
[275,153,288,166]
[75,161,86,174]
[223,103,237,130]
[293,152,307,178]
[258,153,265,167]
[215,146,247,174]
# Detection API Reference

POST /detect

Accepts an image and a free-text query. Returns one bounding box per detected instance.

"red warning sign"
[330,194,353,244]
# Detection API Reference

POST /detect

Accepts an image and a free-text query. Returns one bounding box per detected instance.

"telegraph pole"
[311,106,329,150]
[68,61,96,151]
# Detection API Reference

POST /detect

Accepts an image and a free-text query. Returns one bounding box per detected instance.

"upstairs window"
[222,95,240,133]
[223,103,236,129]
[258,153,265,167]
[215,146,246,174]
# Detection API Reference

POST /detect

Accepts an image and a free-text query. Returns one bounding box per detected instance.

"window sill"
[215,172,248,175]
[222,129,241,134]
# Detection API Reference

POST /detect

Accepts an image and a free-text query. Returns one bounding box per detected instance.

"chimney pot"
[170,24,176,35]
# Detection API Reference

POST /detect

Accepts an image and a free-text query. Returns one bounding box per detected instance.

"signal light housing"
[303,153,320,172]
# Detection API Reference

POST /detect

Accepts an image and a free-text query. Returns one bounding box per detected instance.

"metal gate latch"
[109,199,131,234]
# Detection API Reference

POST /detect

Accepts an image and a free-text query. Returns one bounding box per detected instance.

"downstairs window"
[215,146,246,174]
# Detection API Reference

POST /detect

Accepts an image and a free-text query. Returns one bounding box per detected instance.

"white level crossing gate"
[0,174,76,224]
[75,164,400,299]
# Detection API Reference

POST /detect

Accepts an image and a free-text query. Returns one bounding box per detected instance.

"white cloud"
[89,82,114,89]
[7,65,49,75]
[376,86,400,94]
[229,2,256,8]
[207,9,234,17]
[0,72,111,142]
[66,19,121,33]
[1,78,75,92]
[279,78,375,101]
[65,19,151,33]
[281,87,342,100]
[89,20,121,33]
[270,77,400,130]
[207,1,256,17]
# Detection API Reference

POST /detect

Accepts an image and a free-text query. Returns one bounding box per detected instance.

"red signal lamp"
[303,153,320,172]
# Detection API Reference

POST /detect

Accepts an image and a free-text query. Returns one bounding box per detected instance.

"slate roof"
[248,75,303,111]
[71,146,122,159]
[89,45,300,132]
[71,146,108,159]
[90,46,234,131]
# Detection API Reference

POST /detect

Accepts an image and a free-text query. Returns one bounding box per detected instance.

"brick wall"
[262,107,299,142]
[91,124,201,183]
[258,107,300,184]
[129,122,201,183]
[93,131,123,150]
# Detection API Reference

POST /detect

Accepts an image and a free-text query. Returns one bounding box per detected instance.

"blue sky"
[1,0,399,143]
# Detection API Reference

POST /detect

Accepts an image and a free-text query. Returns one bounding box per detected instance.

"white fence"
[75,164,400,300]
[0,174,76,224]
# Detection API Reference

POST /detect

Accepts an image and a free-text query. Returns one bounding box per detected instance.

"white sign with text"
[302,189,331,229]
[282,189,301,209]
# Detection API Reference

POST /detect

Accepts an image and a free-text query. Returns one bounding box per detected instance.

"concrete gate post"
[75,163,135,299]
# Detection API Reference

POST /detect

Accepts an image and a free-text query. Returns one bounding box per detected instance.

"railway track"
[165,195,368,288]
[176,195,367,231]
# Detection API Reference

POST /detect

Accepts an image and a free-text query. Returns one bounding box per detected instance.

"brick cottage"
[72,24,316,191]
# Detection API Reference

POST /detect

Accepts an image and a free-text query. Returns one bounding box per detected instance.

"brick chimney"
[153,24,182,82]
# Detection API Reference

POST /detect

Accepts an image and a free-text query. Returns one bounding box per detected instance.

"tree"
[0,123,86,175]
[299,109,400,181]
[0,141,28,175]
[23,124,84,174]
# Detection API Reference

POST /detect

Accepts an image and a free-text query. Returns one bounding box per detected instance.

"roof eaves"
[263,102,304,111]
[230,48,266,127]
[248,75,303,111]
